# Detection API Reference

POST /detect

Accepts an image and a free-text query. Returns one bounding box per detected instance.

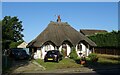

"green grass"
[97,54,120,65]
[35,58,82,70]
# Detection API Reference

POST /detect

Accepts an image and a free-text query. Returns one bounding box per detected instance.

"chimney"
[57,15,61,22]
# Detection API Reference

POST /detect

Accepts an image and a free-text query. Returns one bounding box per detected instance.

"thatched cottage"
[27,16,96,59]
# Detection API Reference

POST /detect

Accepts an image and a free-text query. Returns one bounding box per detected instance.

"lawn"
[97,54,120,65]
[35,58,82,70]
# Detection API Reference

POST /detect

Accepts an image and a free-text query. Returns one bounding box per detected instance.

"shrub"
[88,53,98,62]
[69,47,78,60]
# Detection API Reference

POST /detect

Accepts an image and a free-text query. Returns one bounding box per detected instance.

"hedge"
[88,30,120,48]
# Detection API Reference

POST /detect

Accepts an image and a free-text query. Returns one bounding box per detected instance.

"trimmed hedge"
[88,30,119,48]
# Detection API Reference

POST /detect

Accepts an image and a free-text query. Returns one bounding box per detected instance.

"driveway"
[5,60,45,74]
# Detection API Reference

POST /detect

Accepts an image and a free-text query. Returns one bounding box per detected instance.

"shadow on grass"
[74,59,80,64]
[104,57,120,60]
[84,60,120,75]
[2,55,30,74]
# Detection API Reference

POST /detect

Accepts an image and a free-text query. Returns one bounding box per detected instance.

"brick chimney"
[57,15,61,22]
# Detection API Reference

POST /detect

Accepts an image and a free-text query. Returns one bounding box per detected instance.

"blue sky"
[2,2,118,43]
[2,0,119,2]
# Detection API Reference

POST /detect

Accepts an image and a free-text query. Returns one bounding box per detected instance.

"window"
[45,44,51,52]
[77,44,82,51]
[62,44,67,50]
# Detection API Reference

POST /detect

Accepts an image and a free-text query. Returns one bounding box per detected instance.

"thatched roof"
[27,21,96,47]
[80,29,107,36]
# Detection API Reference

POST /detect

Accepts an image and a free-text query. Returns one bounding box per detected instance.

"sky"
[1,0,120,2]
[2,2,118,43]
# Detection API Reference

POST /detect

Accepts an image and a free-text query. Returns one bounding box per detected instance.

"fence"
[94,47,120,55]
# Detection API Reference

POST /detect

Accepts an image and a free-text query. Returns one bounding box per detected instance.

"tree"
[9,41,24,49]
[2,16,24,50]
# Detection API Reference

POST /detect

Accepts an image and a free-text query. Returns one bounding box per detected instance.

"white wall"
[66,44,71,56]
[85,46,92,56]
[36,49,41,59]
[41,46,46,59]
[86,48,89,56]
[82,43,86,56]
[50,44,54,50]
[88,49,92,55]
[76,44,80,57]
[59,45,62,52]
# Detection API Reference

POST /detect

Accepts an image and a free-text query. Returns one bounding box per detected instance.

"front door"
[62,44,67,56]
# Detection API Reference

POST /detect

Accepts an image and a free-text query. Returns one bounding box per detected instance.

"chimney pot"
[57,15,61,22]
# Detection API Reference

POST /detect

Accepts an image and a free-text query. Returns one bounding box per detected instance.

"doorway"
[62,44,67,56]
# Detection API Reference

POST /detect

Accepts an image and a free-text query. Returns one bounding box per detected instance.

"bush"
[88,53,98,62]
[69,47,78,60]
